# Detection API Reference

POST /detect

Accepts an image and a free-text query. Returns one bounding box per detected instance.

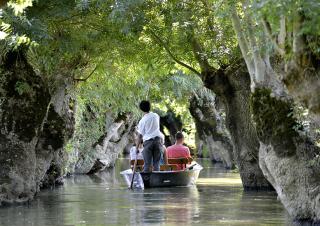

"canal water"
[0,159,291,226]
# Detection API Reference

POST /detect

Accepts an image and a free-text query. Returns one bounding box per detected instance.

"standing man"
[136,100,162,172]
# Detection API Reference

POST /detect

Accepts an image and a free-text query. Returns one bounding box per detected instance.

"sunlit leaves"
[248,0,320,57]
[7,0,33,15]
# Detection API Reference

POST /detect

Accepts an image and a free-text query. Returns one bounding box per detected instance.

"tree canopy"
[1,0,319,145]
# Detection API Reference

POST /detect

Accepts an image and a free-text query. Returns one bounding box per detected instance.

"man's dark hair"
[175,131,184,140]
[139,100,151,112]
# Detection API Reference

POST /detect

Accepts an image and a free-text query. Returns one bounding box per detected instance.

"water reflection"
[134,187,200,225]
[0,159,290,226]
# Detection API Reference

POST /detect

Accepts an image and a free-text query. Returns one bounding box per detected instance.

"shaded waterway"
[0,158,290,225]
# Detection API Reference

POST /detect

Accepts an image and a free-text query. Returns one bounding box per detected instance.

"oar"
[184,163,197,171]
[129,148,139,189]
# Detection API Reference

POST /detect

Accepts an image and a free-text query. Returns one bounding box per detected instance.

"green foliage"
[110,0,240,69]
[0,1,38,54]
[71,97,106,158]
[64,141,74,153]
[15,81,31,95]
[1,0,319,158]
[239,0,320,58]
[200,145,210,158]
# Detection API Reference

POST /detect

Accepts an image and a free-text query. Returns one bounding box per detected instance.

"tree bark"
[35,79,76,188]
[0,50,50,204]
[189,88,234,169]
[73,112,135,174]
[251,88,320,222]
[0,50,76,204]
[160,110,183,146]
[188,34,272,190]
[204,62,273,190]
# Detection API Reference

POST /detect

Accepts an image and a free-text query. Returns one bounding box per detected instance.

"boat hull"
[120,163,202,189]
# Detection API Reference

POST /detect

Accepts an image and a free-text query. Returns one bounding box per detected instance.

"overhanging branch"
[74,65,98,82]
[148,29,201,76]
[230,5,255,76]
[188,33,212,74]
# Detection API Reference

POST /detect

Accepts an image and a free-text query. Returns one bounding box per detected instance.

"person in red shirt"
[166,132,191,170]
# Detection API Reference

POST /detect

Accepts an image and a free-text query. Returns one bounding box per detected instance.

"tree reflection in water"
[0,159,289,226]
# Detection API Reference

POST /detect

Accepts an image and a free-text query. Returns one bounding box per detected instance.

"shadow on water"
[0,158,292,226]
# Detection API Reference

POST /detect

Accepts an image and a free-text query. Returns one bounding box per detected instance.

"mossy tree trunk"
[251,88,320,222]
[0,50,51,204]
[35,80,76,188]
[203,63,272,190]
[231,7,320,221]
[187,36,273,190]
[0,50,76,204]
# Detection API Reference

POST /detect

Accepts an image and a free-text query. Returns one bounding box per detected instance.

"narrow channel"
[0,159,290,226]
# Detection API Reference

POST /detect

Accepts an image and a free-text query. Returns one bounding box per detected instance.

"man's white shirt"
[137,112,162,142]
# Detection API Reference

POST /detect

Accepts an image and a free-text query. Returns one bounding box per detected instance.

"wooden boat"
[120,158,203,189]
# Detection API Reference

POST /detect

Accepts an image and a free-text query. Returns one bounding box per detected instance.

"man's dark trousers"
[143,137,162,172]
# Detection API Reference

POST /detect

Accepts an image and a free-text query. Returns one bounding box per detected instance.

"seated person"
[159,132,167,165]
[166,132,191,170]
[129,140,144,171]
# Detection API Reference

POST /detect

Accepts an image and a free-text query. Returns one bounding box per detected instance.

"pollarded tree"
[228,0,320,222]
[230,0,320,112]
[0,0,91,204]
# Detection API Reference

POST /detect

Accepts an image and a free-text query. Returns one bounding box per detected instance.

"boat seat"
[130,159,144,166]
[167,157,193,169]
[160,164,178,171]
[130,159,144,171]
[167,157,193,165]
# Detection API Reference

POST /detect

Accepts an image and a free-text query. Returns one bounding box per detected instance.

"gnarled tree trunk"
[160,110,182,146]
[187,34,272,190]
[231,6,320,221]
[189,88,234,169]
[35,80,76,188]
[251,88,320,222]
[204,63,273,190]
[0,50,75,204]
[74,113,135,174]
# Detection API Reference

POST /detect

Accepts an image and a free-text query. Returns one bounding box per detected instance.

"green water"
[0,159,290,226]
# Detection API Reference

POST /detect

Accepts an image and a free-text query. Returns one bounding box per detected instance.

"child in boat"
[129,137,144,172]
[128,139,144,188]
[166,131,191,170]
[130,140,144,161]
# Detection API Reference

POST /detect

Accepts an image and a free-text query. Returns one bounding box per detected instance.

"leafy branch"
[74,64,99,82]
[147,29,201,76]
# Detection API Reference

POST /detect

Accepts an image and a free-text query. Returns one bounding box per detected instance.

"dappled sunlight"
[197,177,242,186]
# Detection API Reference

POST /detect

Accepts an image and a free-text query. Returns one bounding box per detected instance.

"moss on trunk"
[0,49,76,204]
[250,88,300,157]
[204,62,273,190]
